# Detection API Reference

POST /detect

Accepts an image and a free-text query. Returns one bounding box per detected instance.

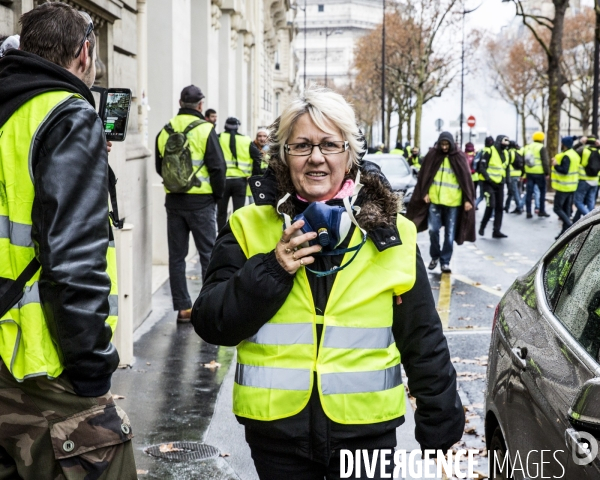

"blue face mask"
[277,171,367,277]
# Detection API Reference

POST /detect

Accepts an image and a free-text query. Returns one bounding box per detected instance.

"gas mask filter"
[277,171,367,277]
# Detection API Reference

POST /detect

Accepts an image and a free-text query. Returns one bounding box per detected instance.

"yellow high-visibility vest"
[0,91,118,381]
[157,115,215,194]
[229,204,417,424]
[220,132,253,178]
[524,142,545,175]
[479,146,507,184]
[579,147,600,182]
[429,157,462,207]
[551,149,580,193]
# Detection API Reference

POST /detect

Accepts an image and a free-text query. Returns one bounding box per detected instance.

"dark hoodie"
[0,50,119,396]
[406,132,476,244]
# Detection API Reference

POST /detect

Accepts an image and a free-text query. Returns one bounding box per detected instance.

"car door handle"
[565,428,596,464]
[510,347,527,369]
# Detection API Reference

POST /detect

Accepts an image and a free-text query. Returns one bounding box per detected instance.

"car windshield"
[367,156,410,177]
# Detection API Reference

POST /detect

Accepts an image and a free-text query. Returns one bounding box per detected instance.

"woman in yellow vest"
[551,136,581,239]
[192,87,464,478]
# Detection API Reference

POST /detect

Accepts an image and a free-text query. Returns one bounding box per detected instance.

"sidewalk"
[112,257,428,479]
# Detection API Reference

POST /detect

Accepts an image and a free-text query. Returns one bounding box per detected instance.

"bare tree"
[504,0,570,156]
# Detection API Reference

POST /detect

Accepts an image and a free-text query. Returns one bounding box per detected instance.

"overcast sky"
[413,0,595,150]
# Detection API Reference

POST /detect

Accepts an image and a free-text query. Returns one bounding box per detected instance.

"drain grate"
[144,442,220,462]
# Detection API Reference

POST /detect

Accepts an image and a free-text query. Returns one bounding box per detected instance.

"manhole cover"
[144,442,220,461]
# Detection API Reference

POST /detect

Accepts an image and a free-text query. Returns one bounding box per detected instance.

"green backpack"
[161,119,205,193]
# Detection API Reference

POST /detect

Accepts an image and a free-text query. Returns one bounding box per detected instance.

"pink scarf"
[296,179,355,203]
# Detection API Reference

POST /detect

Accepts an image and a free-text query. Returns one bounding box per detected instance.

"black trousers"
[553,191,574,235]
[166,204,216,311]
[248,443,395,480]
[217,177,248,231]
[480,181,505,233]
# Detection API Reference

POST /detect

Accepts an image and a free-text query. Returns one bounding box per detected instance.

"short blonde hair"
[272,86,364,168]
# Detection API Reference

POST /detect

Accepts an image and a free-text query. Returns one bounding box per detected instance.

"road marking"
[452,274,504,298]
[504,268,518,273]
[484,255,495,260]
[493,261,506,266]
[437,272,452,328]
[444,328,492,335]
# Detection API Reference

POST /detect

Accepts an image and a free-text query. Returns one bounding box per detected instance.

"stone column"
[218,11,236,119]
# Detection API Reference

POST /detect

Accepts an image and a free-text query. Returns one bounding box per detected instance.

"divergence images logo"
[569,430,598,466]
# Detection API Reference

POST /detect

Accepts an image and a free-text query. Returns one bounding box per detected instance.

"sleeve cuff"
[263,251,295,285]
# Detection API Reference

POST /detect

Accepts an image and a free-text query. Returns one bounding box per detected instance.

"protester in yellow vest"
[156,85,226,322]
[478,135,510,238]
[573,136,600,222]
[504,141,525,214]
[523,131,551,218]
[253,128,270,175]
[407,146,422,172]
[192,87,464,477]
[217,117,263,230]
[551,136,581,238]
[0,3,136,477]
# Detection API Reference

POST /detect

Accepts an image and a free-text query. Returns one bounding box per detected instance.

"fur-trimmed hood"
[248,160,404,251]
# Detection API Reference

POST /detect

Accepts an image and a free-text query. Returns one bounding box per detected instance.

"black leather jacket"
[0,51,118,397]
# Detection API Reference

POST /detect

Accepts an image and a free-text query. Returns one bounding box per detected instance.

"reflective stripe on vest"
[157,114,214,194]
[220,133,253,178]
[0,91,118,381]
[551,149,581,192]
[479,146,507,183]
[524,142,544,174]
[579,147,600,182]
[429,158,462,207]
[229,203,416,424]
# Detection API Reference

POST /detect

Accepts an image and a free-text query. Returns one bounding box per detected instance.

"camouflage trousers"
[0,361,137,480]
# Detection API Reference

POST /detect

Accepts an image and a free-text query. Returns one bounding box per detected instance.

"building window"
[275,92,281,117]
[318,4,324,12]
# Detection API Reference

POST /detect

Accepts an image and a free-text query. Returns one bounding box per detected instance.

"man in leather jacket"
[0,3,136,478]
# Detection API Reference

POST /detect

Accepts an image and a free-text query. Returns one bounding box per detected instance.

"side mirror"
[569,378,600,437]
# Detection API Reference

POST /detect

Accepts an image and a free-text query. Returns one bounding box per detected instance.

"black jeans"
[249,443,395,480]
[480,181,505,233]
[217,177,248,231]
[166,204,216,311]
[525,174,547,215]
[553,191,574,235]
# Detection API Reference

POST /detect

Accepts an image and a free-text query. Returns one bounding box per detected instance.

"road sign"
[467,115,476,128]
[435,118,444,132]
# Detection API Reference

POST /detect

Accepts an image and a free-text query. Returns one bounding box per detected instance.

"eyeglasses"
[284,141,349,156]
[74,17,94,58]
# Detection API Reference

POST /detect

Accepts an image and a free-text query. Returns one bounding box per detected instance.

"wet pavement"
[111,260,238,479]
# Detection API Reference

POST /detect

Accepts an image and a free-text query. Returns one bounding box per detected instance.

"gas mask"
[277,171,367,277]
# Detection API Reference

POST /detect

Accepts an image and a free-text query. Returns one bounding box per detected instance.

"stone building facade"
[1,0,297,327]
[147,0,297,267]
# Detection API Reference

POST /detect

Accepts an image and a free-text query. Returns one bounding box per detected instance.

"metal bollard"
[113,223,134,367]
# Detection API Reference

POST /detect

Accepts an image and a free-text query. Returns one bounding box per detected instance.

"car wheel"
[489,427,513,479]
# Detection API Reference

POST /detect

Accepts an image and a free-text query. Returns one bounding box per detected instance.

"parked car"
[486,208,600,479]
[363,153,417,207]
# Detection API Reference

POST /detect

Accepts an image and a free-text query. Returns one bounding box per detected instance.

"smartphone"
[101,88,132,142]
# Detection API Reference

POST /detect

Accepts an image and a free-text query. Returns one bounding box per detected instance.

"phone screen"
[103,89,131,141]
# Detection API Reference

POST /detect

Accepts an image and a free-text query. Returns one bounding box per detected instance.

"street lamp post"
[459,1,482,149]
[593,4,600,137]
[322,28,342,88]
[381,0,386,146]
[304,0,307,90]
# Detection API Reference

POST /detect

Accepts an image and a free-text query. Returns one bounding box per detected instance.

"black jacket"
[193,168,464,462]
[155,108,226,210]
[0,50,118,396]
[478,136,509,184]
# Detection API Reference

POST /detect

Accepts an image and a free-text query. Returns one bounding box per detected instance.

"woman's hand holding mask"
[276,220,322,274]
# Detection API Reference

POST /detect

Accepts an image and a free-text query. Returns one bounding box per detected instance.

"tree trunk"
[520,101,527,147]
[414,89,424,150]
[407,109,413,145]
[545,0,569,156]
[386,95,393,150]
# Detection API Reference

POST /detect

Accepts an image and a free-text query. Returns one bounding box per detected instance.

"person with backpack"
[573,136,600,222]
[523,131,551,219]
[551,136,581,238]
[155,85,226,323]
[217,117,263,230]
[505,141,525,214]
[0,4,137,477]
[475,136,494,210]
